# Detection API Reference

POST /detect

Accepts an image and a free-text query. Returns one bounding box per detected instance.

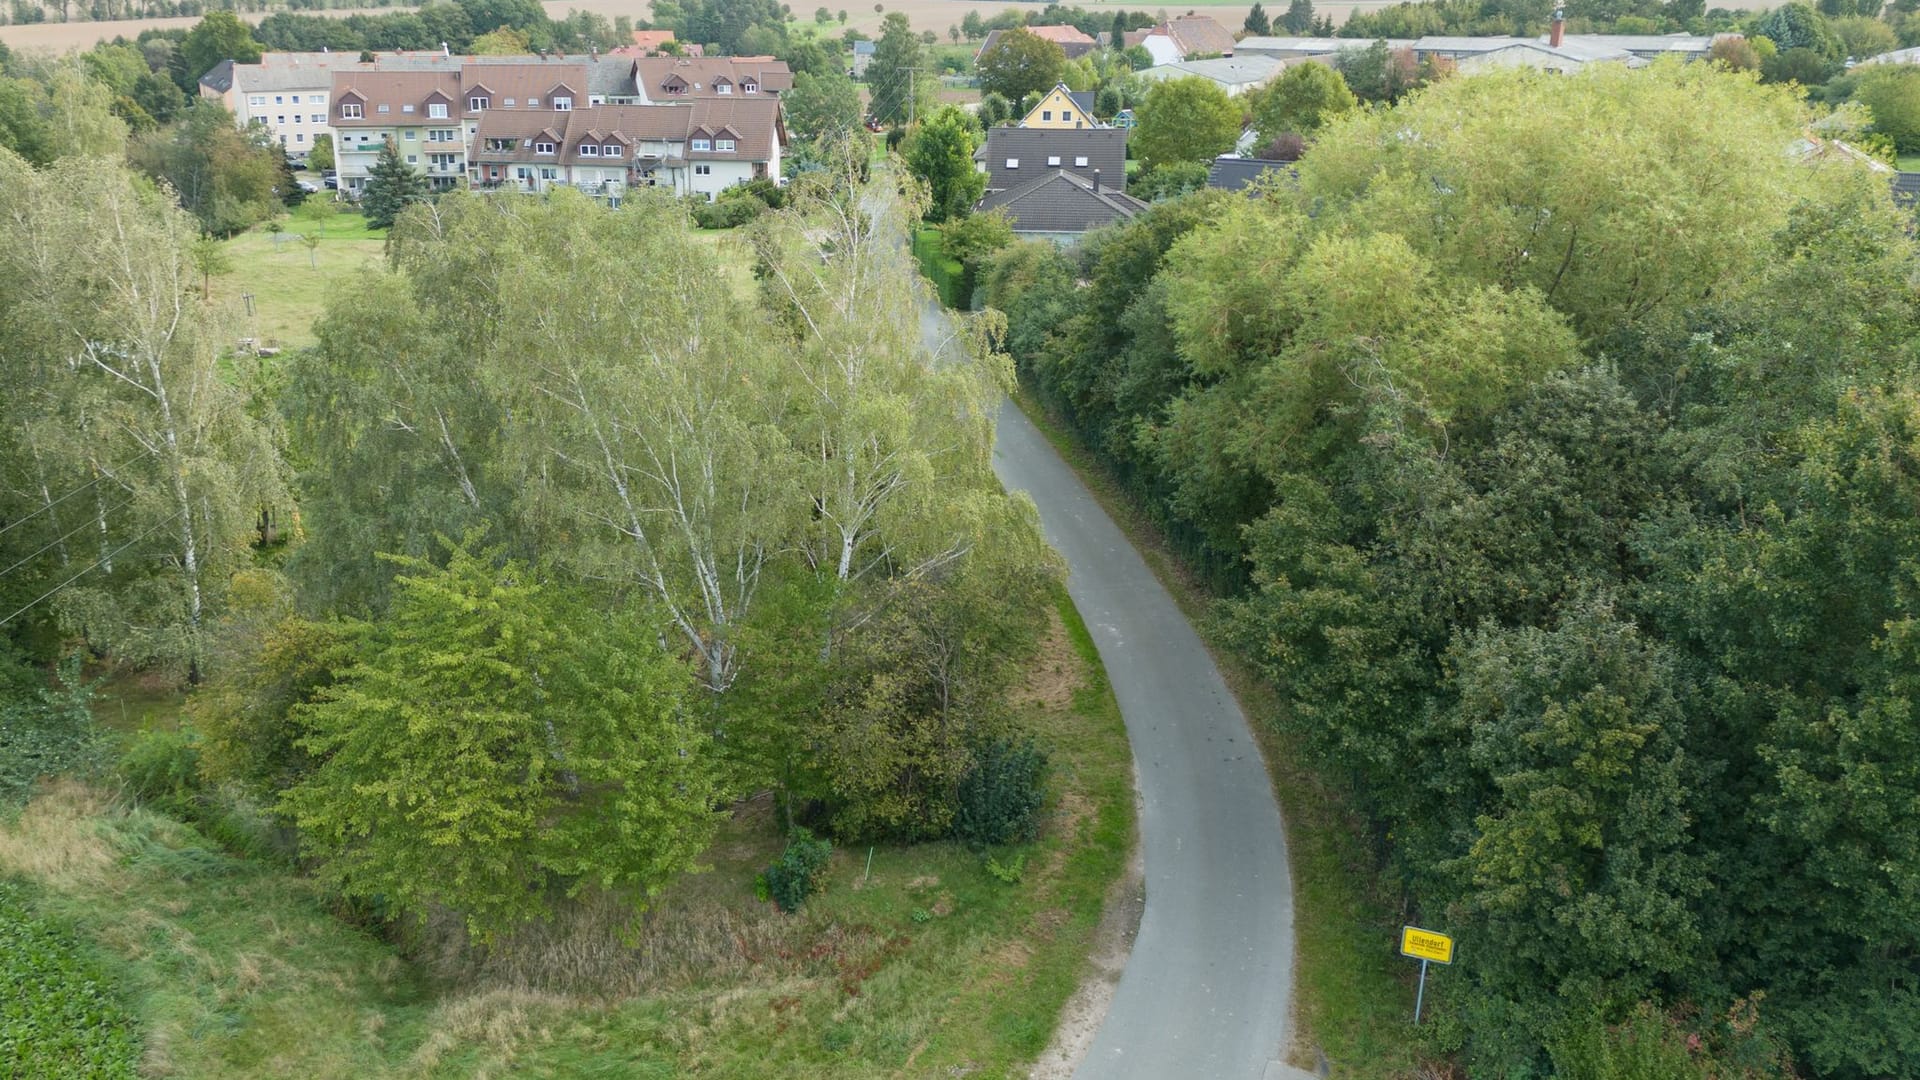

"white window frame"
[1074,156,1089,167]
[1005,157,1019,168]
[715,81,732,94]
[504,98,517,108]
[1042,110,1052,120]
[469,96,489,111]
[292,95,302,104]
[744,81,758,93]
[691,137,711,151]
[580,143,598,156]
[404,130,416,139]
[341,103,363,118]
[694,164,711,175]
[377,104,390,113]
[1063,110,1073,122]
[248,95,266,106]
[402,104,415,113]
[605,144,622,157]
[717,138,735,152]
[1047,155,1060,166]
[553,96,572,111]
[535,141,556,155]
[428,103,447,118]
[528,97,540,108]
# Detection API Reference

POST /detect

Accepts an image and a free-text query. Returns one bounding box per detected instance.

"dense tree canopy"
[1130,76,1242,171]
[984,59,1920,1076]
[904,105,986,222]
[975,27,1068,101]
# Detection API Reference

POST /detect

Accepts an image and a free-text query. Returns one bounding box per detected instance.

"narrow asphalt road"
[989,399,1305,1080]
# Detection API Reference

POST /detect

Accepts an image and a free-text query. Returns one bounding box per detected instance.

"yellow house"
[1019,83,1103,129]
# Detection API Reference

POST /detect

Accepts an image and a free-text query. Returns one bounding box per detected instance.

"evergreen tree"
[1281,0,1315,33]
[360,138,427,230]
[1245,1,1272,35]
[866,12,923,126]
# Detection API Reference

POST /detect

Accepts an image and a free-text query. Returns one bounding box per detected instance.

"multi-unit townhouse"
[468,97,785,199]
[323,54,791,199]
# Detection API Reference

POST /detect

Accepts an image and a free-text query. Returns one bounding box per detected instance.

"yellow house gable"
[1020,84,1096,129]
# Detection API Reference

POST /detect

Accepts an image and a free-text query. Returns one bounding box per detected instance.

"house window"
[1063,110,1073,122]
[527,97,539,108]
[1005,157,1019,168]
[605,144,622,157]
[540,167,557,179]
[691,138,711,151]
[249,95,266,106]
[553,96,572,110]
[279,134,287,145]
[406,154,417,163]
[296,133,305,143]
[469,96,489,111]
[377,104,390,113]
[404,130,416,139]
[292,95,301,104]
[695,164,711,175]
[716,81,732,94]
[428,103,447,118]
[1075,156,1089,167]
[275,95,283,104]
[402,104,415,113]
[744,81,758,93]
[312,114,323,123]
[429,129,455,142]
[1041,110,1051,120]
[341,104,363,118]
[535,141,556,154]
[1047,155,1059,166]
[277,115,286,124]
[581,143,598,156]
[717,138,735,152]
[504,98,516,107]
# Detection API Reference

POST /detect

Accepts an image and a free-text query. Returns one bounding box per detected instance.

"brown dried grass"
[0,779,121,890]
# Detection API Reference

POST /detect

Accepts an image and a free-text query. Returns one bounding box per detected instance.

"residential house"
[1127,15,1237,65]
[975,126,1127,193]
[851,39,876,77]
[1136,54,1284,96]
[976,24,1099,63]
[1207,154,1291,192]
[977,170,1145,241]
[330,69,475,193]
[1020,83,1101,128]
[630,56,794,104]
[468,97,785,199]
[973,125,1137,239]
[623,29,678,54]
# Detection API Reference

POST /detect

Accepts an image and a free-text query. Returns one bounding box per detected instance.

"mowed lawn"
[217,211,386,351]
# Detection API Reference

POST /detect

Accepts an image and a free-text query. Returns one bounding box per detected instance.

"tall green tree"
[866,11,923,126]
[281,539,717,940]
[904,104,986,222]
[1245,1,1273,34]
[1131,75,1242,171]
[1281,0,1316,32]
[974,26,1068,101]
[360,137,428,229]
[1248,60,1356,144]
[0,151,285,677]
[179,12,263,91]
[129,102,283,237]
[785,68,863,141]
[1856,61,1920,150]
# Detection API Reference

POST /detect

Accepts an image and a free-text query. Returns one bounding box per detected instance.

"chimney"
[441,41,450,56]
[1092,168,1101,192]
[1550,6,1564,47]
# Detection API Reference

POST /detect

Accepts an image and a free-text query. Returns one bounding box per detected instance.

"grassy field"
[1,589,1136,1079]
[217,210,387,351]
[1011,391,1424,1080]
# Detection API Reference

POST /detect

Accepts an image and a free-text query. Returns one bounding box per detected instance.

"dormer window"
[744,80,758,93]
[717,138,735,151]
[553,96,572,111]
[605,144,622,157]
[429,103,447,118]
[341,103,363,118]
[535,141,555,154]
[714,79,732,94]
[691,137,711,151]
[469,95,489,111]
[580,143,598,156]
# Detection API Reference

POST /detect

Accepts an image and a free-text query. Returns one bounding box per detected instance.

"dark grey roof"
[1894,171,1920,208]
[979,126,1128,194]
[198,59,235,93]
[1207,155,1293,192]
[1067,90,1096,117]
[978,169,1145,233]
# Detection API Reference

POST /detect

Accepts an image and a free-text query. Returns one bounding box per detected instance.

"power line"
[0,509,183,629]
[0,489,143,582]
[0,448,154,541]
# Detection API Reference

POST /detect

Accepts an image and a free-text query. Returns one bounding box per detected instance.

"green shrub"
[0,881,140,1078]
[117,728,203,813]
[693,195,767,230]
[721,177,786,209]
[953,738,1049,848]
[0,655,101,808]
[763,827,833,913]
[912,226,967,308]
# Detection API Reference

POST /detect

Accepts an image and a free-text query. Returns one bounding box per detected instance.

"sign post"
[1399,926,1454,1025]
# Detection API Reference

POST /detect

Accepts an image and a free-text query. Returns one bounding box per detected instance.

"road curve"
[989,398,1307,1080]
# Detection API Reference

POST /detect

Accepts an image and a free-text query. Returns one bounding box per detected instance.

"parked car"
[297,179,322,194]
[322,175,338,190]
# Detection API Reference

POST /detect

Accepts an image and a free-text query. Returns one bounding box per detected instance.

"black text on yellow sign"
[1400,926,1454,964]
